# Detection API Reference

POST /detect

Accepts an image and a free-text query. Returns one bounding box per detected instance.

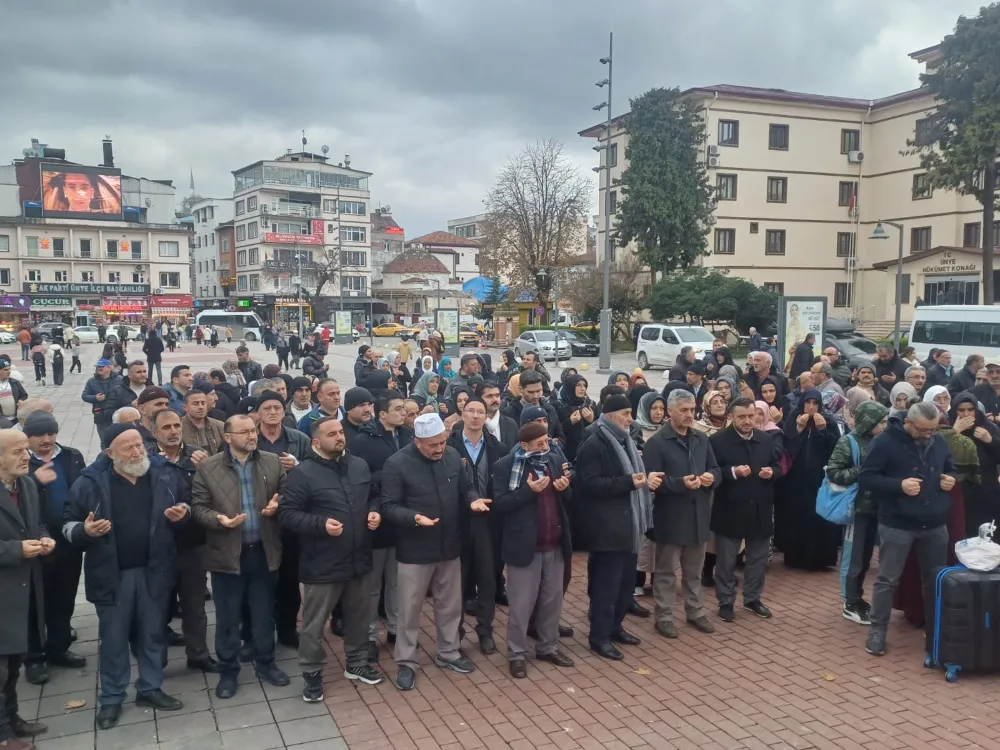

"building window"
[911,226,932,253]
[213,285,217,297]
[0,236,8,252]
[246,196,258,212]
[716,174,737,201]
[80,271,94,282]
[248,248,259,265]
[834,282,852,308]
[341,276,367,292]
[912,173,933,200]
[768,124,789,151]
[106,240,118,259]
[836,232,855,257]
[964,222,981,248]
[608,190,617,214]
[766,177,787,203]
[899,274,911,304]
[763,282,784,295]
[53,271,67,282]
[195,237,202,248]
[236,249,247,267]
[841,129,861,154]
[211,259,216,271]
[247,221,259,239]
[838,181,857,207]
[197,262,202,273]
[221,238,229,253]
[341,251,367,267]
[108,271,120,283]
[714,228,736,255]
[249,274,260,291]
[340,226,366,243]
[765,229,786,255]
[52,238,65,258]
[235,200,245,215]
[915,118,934,147]
[159,272,181,288]
[237,275,248,291]
[27,269,42,282]
[236,224,246,242]
[322,200,337,213]
[79,239,91,258]
[210,234,215,245]
[158,241,179,257]
[26,237,39,256]
[608,142,618,168]
[718,119,739,147]
[132,272,144,284]
[131,240,142,259]
[749,222,759,234]
[340,200,366,215]
[0,269,9,285]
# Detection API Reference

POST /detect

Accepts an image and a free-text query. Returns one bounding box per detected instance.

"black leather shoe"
[47,651,86,669]
[24,662,48,685]
[627,599,650,618]
[215,676,238,699]
[11,715,47,737]
[590,642,624,661]
[330,617,345,638]
[238,643,254,664]
[479,633,496,655]
[558,624,574,638]
[96,704,121,730]
[395,665,416,691]
[165,627,186,647]
[135,689,182,711]
[536,650,574,668]
[187,657,220,673]
[509,659,527,679]
[611,630,641,646]
[256,662,290,687]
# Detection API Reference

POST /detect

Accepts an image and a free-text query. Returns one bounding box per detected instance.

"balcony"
[264,202,317,218]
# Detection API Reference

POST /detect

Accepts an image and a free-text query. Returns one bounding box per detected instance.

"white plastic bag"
[955,521,1000,572]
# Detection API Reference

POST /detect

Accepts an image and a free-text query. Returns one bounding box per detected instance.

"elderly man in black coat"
[709,398,781,623]
[0,430,52,747]
[643,389,721,639]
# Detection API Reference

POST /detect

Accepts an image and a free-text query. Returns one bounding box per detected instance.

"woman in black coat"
[713,346,743,379]
[555,374,596,462]
[950,391,1000,536]
[773,389,844,570]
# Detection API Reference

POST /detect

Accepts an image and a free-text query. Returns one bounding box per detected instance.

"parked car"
[635,323,717,370]
[824,334,878,371]
[372,322,407,337]
[0,331,15,344]
[69,325,101,343]
[558,330,599,357]
[459,328,479,347]
[513,329,570,361]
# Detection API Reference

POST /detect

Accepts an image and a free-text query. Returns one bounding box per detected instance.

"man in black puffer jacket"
[381,413,485,691]
[302,348,328,380]
[278,416,383,701]
[209,370,242,417]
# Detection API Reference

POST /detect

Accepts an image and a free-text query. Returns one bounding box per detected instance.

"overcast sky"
[0,0,986,236]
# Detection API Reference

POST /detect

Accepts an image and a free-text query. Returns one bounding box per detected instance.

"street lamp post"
[870,220,905,352]
[592,32,613,372]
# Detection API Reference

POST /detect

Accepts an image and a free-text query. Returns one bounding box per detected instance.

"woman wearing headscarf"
[758,375,787,425]
[923,384,951,416]
[554,367,578,402]
[826,401,888,625]
[718,364,755,402]
[753,400,783,458]
[713,372,740,408]
[608,370,631,391]
[387,350,411,394]
[633,390,666,599]
[438,356,456,381]
[627,382,652,422]
[950,391,1000,535]
[497,349,518,393]
[888,382,918,417]
[412,370,442,411]
[694,390,730,436]
[503,373,522,407]
[892,398,975,627]
[713,346,742,379]
[629,372,648,391]
[774,389,844,570]
[556,374,597,462]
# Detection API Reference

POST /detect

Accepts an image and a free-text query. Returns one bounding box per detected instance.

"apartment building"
[230,149,373,322]
[581,44,987,323]
[405,231,481,283]
[371,207,405,282]
[189,197,234,305]
[0,138,192,325]
[447,213,488,241]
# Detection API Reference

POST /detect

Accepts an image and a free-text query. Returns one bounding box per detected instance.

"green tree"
[910,5,1000,303]
[473,276,507,320]
[646,269,777,335]
[615,87,715,283]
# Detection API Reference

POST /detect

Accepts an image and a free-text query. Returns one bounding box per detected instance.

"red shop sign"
[264,232,323,245]
[101,296,148,313]
[150,295,194,308]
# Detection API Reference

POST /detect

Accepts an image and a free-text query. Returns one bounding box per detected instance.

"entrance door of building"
[923,275,980,306]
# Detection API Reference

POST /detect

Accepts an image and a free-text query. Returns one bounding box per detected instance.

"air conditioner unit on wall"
[848,150,865,164]
[707,155,721,168]
[707,145,720,156]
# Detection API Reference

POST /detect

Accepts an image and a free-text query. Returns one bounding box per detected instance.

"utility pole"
[593,32,613,372]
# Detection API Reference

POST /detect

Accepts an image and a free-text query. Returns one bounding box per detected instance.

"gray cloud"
[0,0,983,235]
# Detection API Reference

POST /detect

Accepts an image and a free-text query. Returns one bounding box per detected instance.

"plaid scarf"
[508,446,551,491]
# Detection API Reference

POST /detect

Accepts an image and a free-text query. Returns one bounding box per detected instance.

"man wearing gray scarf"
[575,394,661,661]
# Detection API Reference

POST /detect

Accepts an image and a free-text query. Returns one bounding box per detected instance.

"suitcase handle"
[932,565,966,664]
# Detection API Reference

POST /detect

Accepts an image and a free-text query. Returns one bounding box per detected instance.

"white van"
[636,324,717,370]
[909,305,1000,362]
[195,310,265,341]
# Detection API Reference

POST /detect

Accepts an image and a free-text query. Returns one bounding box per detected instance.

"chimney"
[102,137,114,168]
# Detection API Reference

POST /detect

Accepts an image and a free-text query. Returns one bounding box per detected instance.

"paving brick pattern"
[9,337,999,750]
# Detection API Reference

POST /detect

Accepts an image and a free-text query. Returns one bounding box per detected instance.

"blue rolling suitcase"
[926,565,1000,682]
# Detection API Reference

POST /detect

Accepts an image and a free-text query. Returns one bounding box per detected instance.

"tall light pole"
[870,220,905,352]
[593,32,613,372]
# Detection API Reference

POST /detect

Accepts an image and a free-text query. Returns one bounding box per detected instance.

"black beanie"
[256,390,285,411]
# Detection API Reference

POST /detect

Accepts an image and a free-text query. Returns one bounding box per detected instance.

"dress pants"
[369,547,398,641]
[653,542,707,624]
[0,655,23,741]
[241,530,299,645]
[507,550,564,660]
[173,545,210,661]
[213,544,278,677]
[841,514,879,604]
[587,551,636,647]
[714,536,769,608]
[394,559,462,670]
[95,567,167,707]
[299,577,370,673]
[26,540,82,663]
[460,516,496,636]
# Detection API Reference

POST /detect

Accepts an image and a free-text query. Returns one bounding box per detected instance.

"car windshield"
[843,336,877,354]
[673,326,715,343]
[533,331,557,341]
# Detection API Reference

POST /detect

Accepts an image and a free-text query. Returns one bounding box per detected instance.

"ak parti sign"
[151,295,194,309]
[264,219,325,246]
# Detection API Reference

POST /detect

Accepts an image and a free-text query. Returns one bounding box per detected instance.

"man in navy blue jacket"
[859,402,956,658]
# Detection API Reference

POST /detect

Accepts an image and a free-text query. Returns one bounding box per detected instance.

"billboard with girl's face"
[41,164,122,219]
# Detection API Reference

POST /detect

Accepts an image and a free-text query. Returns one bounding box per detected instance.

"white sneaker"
[633,586,645,597]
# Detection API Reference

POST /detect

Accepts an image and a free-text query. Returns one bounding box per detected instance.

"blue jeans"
[148,360,162,385]
[20,344,28,361]
[211,543,277,677]
[95,567,167,707]
[587,550,637,647]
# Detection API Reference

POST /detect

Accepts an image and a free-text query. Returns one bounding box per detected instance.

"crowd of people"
[0,322,997,748]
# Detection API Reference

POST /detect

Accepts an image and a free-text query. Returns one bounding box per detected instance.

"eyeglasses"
[226,429,257,437]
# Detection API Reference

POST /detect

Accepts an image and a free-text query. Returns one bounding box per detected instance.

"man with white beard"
[63,424,192,730]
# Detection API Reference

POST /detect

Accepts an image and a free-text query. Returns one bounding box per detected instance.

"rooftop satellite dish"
[321,145,329,155]
[384,205,391,213]
[144,198,152,207]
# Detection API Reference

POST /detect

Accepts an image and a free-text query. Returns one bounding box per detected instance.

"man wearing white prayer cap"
[380,413,492,691]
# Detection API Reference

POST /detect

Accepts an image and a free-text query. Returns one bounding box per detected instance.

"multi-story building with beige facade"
[581,44,989,324]
[447,213,488,242]
[189,197,234,306]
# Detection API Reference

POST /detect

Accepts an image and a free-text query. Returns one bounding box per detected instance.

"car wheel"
[245,332,257,342]
[637,352,649,369]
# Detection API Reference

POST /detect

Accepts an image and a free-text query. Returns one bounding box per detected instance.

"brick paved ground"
[8,336,999,750]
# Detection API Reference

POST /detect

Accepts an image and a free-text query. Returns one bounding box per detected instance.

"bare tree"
[561,254,646,340]
[481,140,591,308]
[261,242,347,298]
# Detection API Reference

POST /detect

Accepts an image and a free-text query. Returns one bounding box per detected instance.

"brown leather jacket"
[182,415,225,454]
[191,449,285,573]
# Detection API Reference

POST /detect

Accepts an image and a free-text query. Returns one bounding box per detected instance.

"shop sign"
[150,295,194,309]
[29,296,72,309]
[922,251,979,275]
[252,293,267,304]
[236,299,252,308]
[0,295,30,312]
[24,282,150,295]
[101,296,148,313]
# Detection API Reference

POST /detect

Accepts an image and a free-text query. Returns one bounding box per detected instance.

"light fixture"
[595,79,609,87]
[599,56,611,64]
[592,144,605,152]
[592,166,601,173]
[592,102,607,111]
[870,221,889,240]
